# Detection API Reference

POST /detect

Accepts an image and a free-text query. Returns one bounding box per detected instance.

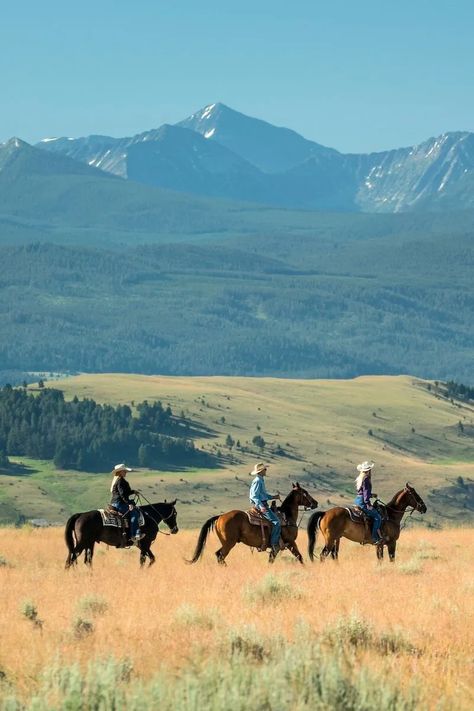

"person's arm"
[362,478,372,506]
[261,481,279,501]
[250,478,260,505]
[118,479,133,506]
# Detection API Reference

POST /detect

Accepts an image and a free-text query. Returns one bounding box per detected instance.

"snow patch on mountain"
[201,103,216,120]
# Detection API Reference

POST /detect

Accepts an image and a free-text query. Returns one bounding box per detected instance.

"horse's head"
[292,482,318,510]
[404,483,427,514]
[162,499,179,534]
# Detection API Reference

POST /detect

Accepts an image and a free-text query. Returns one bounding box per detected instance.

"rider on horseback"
[354,461,383,544]
[249,463,282,555]
[110,463,143,545]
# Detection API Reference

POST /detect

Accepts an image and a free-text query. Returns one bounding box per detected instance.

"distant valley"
[0,105,473,382]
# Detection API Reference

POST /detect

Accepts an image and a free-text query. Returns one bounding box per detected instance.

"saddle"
[345,506,370,524]
[247,506,272,527]
[246,506,289,552]
[99,507,145,530]
[345,504,387,545]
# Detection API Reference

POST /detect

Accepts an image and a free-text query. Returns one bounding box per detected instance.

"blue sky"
[1,0,473,152]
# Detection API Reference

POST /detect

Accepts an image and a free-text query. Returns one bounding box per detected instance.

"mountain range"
[0,105,473,383]
[34,102,474,213]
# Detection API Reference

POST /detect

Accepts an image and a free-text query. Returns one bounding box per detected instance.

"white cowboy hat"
[113,463,133,472]
[250,462,269,476]
[357,461,374,472]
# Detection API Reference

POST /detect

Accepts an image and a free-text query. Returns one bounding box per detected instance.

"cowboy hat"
[250,462,269,476]
[113,463,133,473]
[357,461,374,472]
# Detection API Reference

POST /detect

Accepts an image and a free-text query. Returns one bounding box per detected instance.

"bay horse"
[65,500,178,568]
[307,483,426,562]
[188,483,318,565]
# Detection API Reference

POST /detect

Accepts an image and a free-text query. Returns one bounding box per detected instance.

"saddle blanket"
[98,509,145,528]
[246,508,288,527]
[345,506,369,524]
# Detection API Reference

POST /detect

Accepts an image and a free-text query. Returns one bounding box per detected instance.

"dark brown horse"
[188,483,318,565]
[65,500,178,568]
[307,483,426,562]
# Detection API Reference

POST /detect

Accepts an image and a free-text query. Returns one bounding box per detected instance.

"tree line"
[0,386,208,472]
[444,380,474,403]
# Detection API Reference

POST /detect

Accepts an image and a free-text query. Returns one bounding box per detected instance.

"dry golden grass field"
[0,526,473,709]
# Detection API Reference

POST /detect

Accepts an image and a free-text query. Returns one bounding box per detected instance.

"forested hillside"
[0,385,209,471]
[0,218,472,381]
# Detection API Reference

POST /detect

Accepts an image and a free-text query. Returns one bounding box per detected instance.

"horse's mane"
[280,488,305,517]
[386,488,407,508]
[141,501,174,514]
[280,489,294,512]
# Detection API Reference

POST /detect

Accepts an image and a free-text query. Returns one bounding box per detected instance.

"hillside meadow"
[1,374,472,528]
[0,526,472,710]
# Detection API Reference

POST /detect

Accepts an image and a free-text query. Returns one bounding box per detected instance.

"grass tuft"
[323,615,420,656]
[21,600,43,629]
[77,594,108,617]
[244,573,300,604]
[174,603,216,630]
[73,617,94,639]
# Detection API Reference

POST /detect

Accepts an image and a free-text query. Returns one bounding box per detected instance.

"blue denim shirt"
[250,476,275,509]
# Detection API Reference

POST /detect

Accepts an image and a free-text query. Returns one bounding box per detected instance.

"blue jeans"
[112,502,140,538]
[260,508,281,547]
[354,496,382,542]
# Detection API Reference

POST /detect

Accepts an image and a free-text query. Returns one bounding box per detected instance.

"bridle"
[136,492,178,533]
[300,489,317,511]
[294,488,318,527]
[404,486,426,513]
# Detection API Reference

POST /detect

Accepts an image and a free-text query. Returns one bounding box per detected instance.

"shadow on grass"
[0,462,40,477]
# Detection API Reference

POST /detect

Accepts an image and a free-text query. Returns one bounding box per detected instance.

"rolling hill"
[0,373,472,527]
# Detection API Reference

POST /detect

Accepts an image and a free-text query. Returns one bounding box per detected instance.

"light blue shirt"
[249,475,275,508]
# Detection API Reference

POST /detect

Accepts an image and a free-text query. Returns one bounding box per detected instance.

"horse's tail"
[307,511,325,562]
[65,513,80,568]
[187,515,219,564]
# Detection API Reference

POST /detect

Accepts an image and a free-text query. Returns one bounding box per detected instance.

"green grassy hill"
[1,373,472,527]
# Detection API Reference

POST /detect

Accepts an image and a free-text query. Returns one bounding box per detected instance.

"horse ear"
[292,482,297,489]
[171,499,177,505]
[405,482,412,490]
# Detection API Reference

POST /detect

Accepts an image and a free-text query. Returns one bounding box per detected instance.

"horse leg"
[140,546,155,567]
[320,533,337,562]
[66,543,85,567]
[84,542,95,567]
[330,538,340,560]
[387,540,397,562]
[376,543,384,562]
[287,541,304,565]
[215,542,234,565]
[268,547,279,564]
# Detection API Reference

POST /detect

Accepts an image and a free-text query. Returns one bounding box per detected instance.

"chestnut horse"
[188,483,318,565]
[307,483,426,562]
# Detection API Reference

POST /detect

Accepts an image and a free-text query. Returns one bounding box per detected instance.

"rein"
[281,491,314,529]
[376,494,417,531]
[136,493,174,535]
